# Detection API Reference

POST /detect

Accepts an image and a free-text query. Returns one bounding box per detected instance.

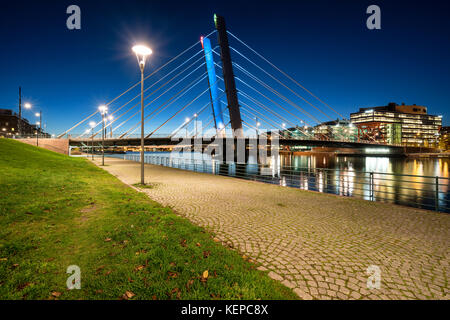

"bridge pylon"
[214,14,243,138]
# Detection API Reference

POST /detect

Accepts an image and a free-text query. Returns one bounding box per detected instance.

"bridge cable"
[227,30,344,119]
[58,30,216,138]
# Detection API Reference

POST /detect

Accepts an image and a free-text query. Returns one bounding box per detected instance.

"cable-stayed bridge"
[59,15,404,154]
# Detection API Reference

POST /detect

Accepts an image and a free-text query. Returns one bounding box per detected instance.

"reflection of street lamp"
[89,121,96,160]
[132,44,152,185]
[98,105,108,166]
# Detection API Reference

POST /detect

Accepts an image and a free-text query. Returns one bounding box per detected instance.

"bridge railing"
[117,153,449,213]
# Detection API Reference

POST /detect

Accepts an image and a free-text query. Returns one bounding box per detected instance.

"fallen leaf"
[203,251,211,259]
[168,271,178,279]
[134,265,145,272]
[171,287,181,299]
[169,262,176,267]
[0,258,7,261]
[180,239,187,247]
[95,289,103,294]
[202,270,209,279]
[125,291,135,299]
[25,212,33,215]
[186,279,194,289]
[51,291,62,297]
[196,242,201,247]
[152,295,157,300]
[12,264,19,269]
[213,237,220,242]
[104,238,112,242]
[105,270,112,275]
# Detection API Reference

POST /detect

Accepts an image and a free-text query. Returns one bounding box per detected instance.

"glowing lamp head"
[35,112,40,117]
[108,115,114,121]
[132,45,152,70]
[89,121,96,128]
[185,117,190,123]
[98,105,108,114]
[24,103,31,109]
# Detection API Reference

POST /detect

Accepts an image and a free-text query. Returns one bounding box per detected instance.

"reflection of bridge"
[59,15,404,153]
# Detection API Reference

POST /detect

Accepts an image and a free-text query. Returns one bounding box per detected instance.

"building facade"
[350,103,442,147]
[0,108,47,138]
[313,119,357,142]
[439,127,450,151]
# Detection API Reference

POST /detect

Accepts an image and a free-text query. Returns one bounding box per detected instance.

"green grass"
[0,139,297,300]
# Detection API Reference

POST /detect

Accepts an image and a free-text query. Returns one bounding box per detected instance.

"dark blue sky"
[1,0,449,135]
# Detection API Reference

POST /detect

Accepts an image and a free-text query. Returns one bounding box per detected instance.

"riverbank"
[95,156,450,300]
[0,139,296,300]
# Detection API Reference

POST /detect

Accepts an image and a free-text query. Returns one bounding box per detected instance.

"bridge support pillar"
[214,14,243,138]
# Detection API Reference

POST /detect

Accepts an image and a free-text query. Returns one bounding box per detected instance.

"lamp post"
[89,121,96,160]
[108,115,114,138]
[23,103,31,137]
[98,105,108,166]
[132,44,152,185]
[35,111,41,146]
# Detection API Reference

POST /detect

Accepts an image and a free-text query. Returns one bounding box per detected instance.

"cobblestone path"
[96,157,449,300]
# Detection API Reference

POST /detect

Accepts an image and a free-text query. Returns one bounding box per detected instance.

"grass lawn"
[0,139,297,300]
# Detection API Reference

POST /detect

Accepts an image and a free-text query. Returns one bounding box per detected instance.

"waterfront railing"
[119,154,449,213]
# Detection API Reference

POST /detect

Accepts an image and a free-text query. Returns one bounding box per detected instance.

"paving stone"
[98,158,450,301]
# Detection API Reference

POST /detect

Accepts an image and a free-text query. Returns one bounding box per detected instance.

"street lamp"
[35,111,42,146]
[108,115,114,138]
[89,121,96,160]
[98,105,108,166]
[132,44,152,185]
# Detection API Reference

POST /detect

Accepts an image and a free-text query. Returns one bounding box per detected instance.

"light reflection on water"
[122,152,450,212]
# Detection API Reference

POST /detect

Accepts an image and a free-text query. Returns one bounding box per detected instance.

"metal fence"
[119,153,450,213]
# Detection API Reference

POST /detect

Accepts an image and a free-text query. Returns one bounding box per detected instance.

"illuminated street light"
[89,121,96,160]
[35,111,42,146]
[98,105,108,166]
[132,44,152,185]
[24,103,31,109]
[107,115,114,137]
